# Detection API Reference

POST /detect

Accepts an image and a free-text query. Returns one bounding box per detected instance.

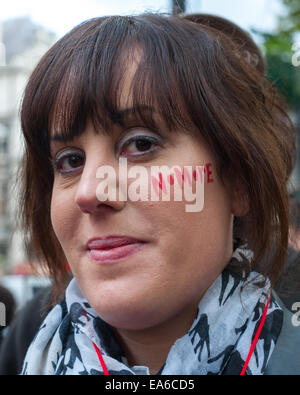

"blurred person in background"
[0,285,16,348]
[0,286,52,375]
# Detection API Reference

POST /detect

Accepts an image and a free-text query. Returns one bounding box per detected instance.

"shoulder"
[265,292,300,375]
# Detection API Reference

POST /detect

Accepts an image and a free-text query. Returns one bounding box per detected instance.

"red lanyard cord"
[92,341,110,375]
[82,309,109,375]
[91,294,271,376]
[240,294,271,375]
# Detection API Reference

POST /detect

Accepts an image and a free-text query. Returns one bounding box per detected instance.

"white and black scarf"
[21,243,283,375]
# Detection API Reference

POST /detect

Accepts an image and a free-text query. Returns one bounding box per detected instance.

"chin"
[91,296,168,331]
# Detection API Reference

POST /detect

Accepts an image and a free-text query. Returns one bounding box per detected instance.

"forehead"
[50,48,148,139]
[32,16,225,157]
[50,48,142,137]
[49,44,192,145]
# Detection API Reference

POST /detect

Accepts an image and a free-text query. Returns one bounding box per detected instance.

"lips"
[87,236,146,264]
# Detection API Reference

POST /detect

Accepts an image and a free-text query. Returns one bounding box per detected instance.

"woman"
[19,14,298,375]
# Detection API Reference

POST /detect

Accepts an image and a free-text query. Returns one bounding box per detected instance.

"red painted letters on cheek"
[206,163,214,183]
[152,162,214,194]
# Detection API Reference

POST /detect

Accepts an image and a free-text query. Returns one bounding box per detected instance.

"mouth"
[86,236,147,264]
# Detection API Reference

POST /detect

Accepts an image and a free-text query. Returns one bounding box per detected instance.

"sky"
[0,0,284,40]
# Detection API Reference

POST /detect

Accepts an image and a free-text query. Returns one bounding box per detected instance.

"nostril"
[76,199,116,215]
[75,181,126,214]
[94,204,116,215]
[80,207,91,214]
[75,198,92,214]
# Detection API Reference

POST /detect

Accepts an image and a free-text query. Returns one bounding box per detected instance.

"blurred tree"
[256,0,300,111]
[279,0,300,33]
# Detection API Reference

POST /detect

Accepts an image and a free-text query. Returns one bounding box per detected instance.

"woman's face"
[50,70,242,331]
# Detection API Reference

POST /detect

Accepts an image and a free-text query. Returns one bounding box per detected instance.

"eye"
[54,150,85,175]
[119,134,160,157]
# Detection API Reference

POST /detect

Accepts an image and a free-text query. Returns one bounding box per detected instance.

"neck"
[112,301,199,375]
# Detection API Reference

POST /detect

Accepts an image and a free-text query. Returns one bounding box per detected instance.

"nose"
[75,159,126,215]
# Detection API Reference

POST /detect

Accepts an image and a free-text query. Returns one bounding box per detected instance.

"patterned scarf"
[21,243,283,375]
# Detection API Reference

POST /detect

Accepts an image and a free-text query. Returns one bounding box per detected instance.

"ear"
[230,181,250,217]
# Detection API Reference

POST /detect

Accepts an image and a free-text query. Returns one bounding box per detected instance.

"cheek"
[50,189,77,244]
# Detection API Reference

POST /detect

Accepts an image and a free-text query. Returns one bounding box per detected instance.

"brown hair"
[182,13,265,73]
[181,13,297,179]
[19,13,295,301]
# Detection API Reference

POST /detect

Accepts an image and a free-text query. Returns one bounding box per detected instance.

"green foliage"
[280,0,300,33]
[267,54,300,109]
[256,0,300,110]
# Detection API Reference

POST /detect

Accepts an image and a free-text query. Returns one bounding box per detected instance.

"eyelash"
[53,135,161,175]
[54,151,84,175]
[119,135,160,157]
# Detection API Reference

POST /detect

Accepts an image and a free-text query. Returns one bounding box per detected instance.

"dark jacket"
[265,293,300,375]
[0,286,52,375]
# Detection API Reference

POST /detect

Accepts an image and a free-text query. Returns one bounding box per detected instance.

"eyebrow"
[50,105,155,143]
